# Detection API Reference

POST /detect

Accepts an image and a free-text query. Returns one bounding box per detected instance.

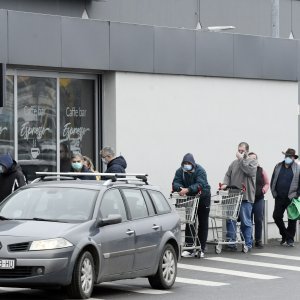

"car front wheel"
[148,243,177,289]
[65,251,95,299]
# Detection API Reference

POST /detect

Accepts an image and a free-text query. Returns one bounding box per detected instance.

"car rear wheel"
[148,244,177,289]
[65,251,95,299]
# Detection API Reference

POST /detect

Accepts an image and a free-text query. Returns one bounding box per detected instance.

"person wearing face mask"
[0,154,27,203]
[220,142,258,251]
[271,148,300,247]
[172,153,211,257]
[248,152,270,249]
[70,153,96,180]
[99,146,127,180]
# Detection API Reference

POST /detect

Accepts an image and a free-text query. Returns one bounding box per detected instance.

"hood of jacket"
[108,156,127,169]
[181,153,196,168]
[0,154,14,170]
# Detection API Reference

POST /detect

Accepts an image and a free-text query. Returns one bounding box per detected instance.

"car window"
[148,190,171,214]
[100,189,127,221]
[0,187,97,222]
[122,189,149,220]
[142,190,156,216]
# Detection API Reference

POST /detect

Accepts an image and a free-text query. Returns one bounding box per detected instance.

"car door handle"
[152,225,160,230]
[126,230,135,235]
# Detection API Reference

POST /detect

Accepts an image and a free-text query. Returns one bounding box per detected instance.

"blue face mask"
[183,164,192,171]
[72,162,83,171]
[285,157,293,165]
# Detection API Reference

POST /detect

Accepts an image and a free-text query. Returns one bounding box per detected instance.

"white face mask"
[285,157,293,165]
[0,165,4,174]
[183,164,192,171]
[102,158,108,165]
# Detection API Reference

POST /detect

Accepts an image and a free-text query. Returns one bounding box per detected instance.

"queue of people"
[172,143,300,257]
[59,144,127,181]
[1,142,299,253]
[0,145,127,205]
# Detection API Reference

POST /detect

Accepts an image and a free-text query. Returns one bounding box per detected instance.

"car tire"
[148,243,177,289]
[65,251,95,299]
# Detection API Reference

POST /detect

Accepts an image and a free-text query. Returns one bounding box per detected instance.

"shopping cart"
[170,193,202,258]
[207,187,247,254]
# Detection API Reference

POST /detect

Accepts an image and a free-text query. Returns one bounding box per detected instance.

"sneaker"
[255,241,264,249]
[280,238,286,245]
[286,239,294,247]
[200,251,205,258]
[181,251,194,257]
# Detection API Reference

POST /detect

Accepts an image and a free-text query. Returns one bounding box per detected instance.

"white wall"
[113,72,298,239]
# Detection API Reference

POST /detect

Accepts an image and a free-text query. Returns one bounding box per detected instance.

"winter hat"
[0,154,14,169]
[181,153,196,168]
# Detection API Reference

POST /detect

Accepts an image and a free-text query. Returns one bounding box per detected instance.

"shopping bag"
[287,198,300,220]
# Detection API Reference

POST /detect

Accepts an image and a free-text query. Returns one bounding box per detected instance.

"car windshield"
[0,187,98,223]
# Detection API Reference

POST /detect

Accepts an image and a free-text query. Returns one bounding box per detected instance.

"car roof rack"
[35,172,149,185]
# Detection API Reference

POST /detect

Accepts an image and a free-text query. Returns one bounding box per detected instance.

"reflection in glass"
[17,76,57,181]
[0,76,14,155]
[60,78,95,171]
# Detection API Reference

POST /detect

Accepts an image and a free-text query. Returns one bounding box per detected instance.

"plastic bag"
[287,198,300,220]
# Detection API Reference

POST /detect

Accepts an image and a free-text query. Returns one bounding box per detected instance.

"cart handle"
[218,183,246,192]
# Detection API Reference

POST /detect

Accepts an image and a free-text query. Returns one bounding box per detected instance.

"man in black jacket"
[271,148,300,247]
[100,147,127,180]
[172,153,211,257]
[0,154,27,203]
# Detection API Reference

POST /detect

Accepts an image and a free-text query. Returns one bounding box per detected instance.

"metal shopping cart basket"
[170,193,202,258]
[207,187,247,254]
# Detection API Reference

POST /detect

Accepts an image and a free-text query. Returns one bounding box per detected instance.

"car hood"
[0,220,86,239]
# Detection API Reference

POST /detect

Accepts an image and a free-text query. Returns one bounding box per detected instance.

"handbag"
[287,198,300,220]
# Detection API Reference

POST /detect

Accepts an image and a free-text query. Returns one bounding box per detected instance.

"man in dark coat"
[0,154,27,203]
[271,148,300,247]
[172,153,211,257]
[100,146,127,180]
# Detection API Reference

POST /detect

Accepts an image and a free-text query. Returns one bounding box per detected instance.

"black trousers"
[185,198,210,251]
[273,197,296,242]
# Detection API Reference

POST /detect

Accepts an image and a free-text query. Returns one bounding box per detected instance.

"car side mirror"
[97,214,122,227]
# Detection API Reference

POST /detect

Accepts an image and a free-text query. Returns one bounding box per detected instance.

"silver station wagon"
[0,173,181,299]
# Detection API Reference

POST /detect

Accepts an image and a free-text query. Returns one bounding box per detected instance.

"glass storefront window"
[0,76,14,155]
[60,78,95,171]
[17,76,57,181]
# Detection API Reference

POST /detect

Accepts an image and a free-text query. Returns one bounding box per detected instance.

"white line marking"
[176,277,229,286]
[101,282,172,294]
[206,256,300,271]
[178,263,280,279]
[252,253,300,261]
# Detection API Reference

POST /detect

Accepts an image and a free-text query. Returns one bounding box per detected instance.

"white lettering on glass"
[24,106,46,120]
[62,123,90,141]
[66,107,87,117]
[0,126,8,136]
[20,122,52,140]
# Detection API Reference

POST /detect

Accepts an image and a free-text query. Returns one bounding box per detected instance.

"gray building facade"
[0,0,299,186]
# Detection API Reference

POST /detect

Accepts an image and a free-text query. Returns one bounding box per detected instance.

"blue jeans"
[226,201,253,248]
[252,198,264,242]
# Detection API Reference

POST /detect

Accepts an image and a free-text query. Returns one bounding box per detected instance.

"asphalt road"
[1,239,300,300]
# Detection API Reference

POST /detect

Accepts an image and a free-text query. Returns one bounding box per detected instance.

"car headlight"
[29,238,73,251]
